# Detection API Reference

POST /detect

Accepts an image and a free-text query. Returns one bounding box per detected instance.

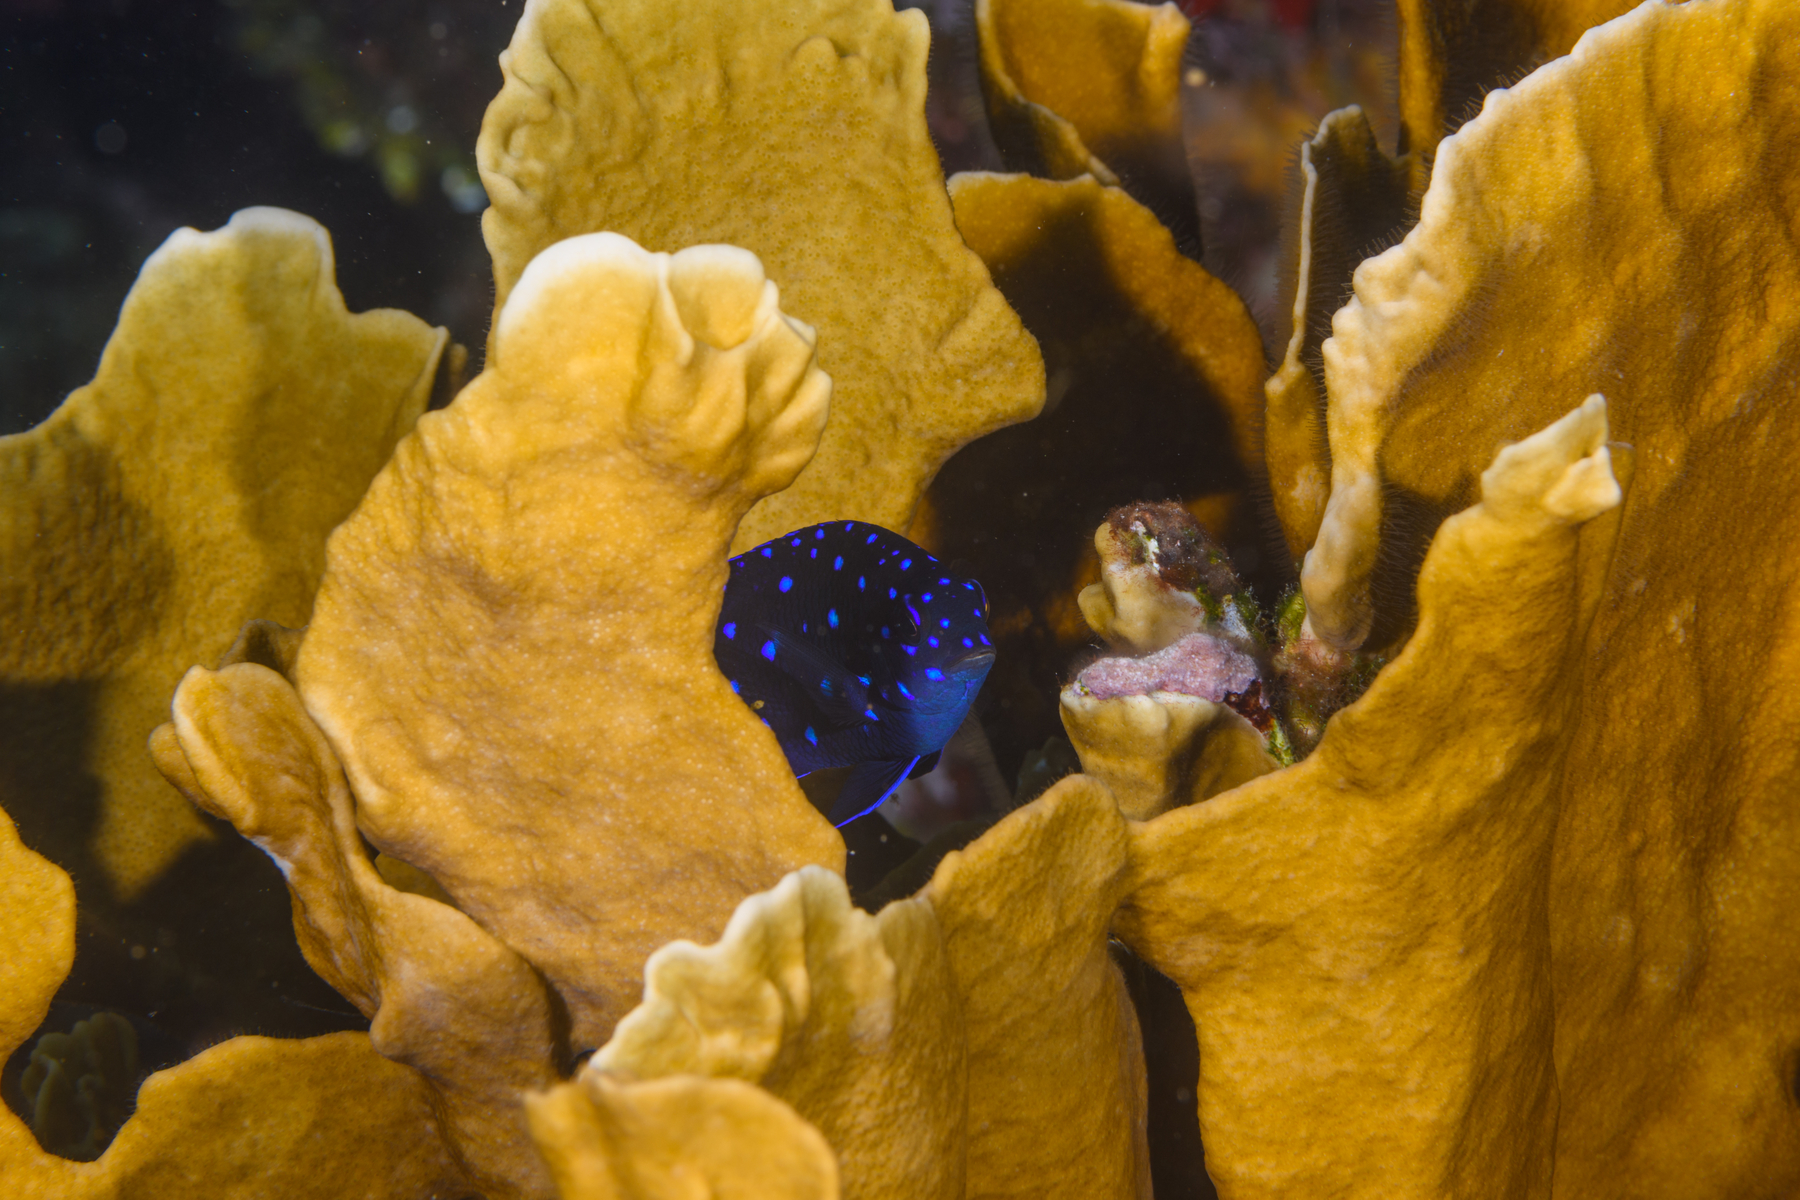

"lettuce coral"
[0,803,463,1198]
[6,0,1800,1195]
[0,208,448,901]
[974,0,1198,253]
[476,0,1044,552]
[538,774,1148,1200]
[288,233,843,1057]
[1292,0,1800,1188]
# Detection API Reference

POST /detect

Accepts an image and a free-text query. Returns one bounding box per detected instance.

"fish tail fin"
[828,756,920,827]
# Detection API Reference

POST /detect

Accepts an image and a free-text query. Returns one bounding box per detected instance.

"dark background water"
[1,0,1392,434]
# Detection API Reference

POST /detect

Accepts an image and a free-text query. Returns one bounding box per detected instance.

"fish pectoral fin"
[828,757,919,827]
[754,624,869,727]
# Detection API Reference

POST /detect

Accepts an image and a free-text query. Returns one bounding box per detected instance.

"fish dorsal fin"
[751,623,869,728]
[829,756,920,826]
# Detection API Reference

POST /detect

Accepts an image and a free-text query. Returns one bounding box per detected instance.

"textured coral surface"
[477,0,1045,551]
[6,0,1800,1196]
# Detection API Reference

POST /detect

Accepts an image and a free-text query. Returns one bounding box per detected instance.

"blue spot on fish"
[723,622,736,639]
[828,609,839,629]
[834,556,844,570]
[805,726,818,745]
[779,576,793,593]
[925,668,944,681]
[762,640,777,661]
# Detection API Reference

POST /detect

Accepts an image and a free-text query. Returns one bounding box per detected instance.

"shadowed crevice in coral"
[1115,948,1217,1200]
[0,682,365,1060]
[1,1002,186,1160]
[0,680,103,892]
[926,200,1266,780]
[1361,482,1456,653]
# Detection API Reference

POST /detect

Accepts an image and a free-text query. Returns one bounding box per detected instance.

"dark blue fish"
[715,521,995,826]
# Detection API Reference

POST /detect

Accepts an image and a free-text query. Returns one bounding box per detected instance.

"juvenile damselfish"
[715,521,996,826]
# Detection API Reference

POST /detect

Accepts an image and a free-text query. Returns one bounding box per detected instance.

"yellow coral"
[1263,107,1409,560]
[1266,0,1639,560]
[1121,398,1621,1198]
[477,0,1043,551]
[0,208,447,900]
[539,776,1149,1199]
[1297,0,1800,1188]
[974,0,1196,251]
[1394,0,1639,189]
[152,659,557,1197]
[293,234,843,1052]
[531,1074,842,1200]
[0,804,462,1199]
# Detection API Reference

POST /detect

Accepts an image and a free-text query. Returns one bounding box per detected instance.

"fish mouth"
[950,647,996,675]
